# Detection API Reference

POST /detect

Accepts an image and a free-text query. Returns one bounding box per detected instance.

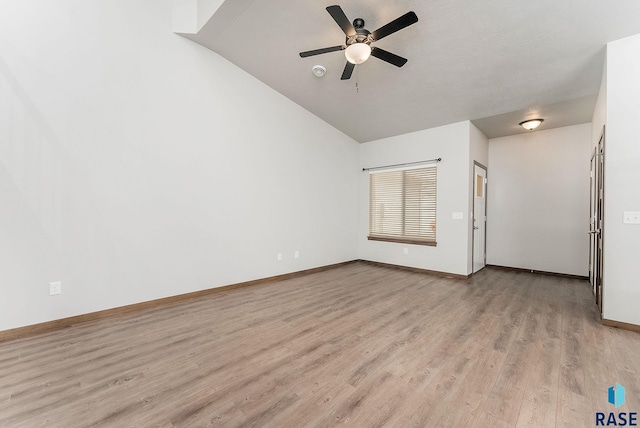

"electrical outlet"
[294,251,299,259]
[277,253,283,261]
[49,281,62,296]
[403,247,409,255]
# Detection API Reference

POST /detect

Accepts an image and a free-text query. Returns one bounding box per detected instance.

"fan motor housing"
[347,19,373,46]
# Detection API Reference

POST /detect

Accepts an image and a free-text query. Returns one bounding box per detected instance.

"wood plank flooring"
[0,263,639,427]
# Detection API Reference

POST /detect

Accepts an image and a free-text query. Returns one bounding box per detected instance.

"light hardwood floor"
[1,263,639,427]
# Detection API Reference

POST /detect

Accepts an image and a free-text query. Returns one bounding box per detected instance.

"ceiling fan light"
[345,43,371,64]
[519,119,544,131]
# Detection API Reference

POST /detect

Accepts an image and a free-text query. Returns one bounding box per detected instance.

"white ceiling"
[183,0,640,142]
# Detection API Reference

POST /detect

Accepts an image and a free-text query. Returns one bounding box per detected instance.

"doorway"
[473,162,487,273]
[589,127,605,316]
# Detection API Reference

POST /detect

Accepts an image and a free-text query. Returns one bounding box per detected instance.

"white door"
[473,164,487,273]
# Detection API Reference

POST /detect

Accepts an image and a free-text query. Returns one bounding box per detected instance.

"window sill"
[367,236,437,247]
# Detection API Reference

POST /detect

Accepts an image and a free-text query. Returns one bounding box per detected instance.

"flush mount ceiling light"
[312,65,326,77]
[519,119,544,131]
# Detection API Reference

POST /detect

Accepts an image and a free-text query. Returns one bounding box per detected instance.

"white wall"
[358,121,472,276]
[196,0,225,29]
[0,0,359,331]
[172,0,224,34]
[468,123,489,273]
[486,124,592,276]
[592,52,607,144]
[602,33,640,325]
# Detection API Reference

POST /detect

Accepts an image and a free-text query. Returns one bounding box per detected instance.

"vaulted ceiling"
[183,1,640,142]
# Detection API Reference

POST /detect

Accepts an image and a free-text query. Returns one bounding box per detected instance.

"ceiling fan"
[299,5,418,80]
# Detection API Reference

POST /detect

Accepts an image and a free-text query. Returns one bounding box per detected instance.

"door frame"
[472,161,488,274]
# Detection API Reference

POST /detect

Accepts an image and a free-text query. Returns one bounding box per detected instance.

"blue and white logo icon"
[608,383,626,408]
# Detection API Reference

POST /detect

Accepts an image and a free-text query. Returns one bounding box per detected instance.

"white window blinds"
[369,165,437,246]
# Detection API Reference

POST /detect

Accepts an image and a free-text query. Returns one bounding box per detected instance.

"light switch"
[49,281,62,295]
[623,212,640,224]
[452,212,464,220]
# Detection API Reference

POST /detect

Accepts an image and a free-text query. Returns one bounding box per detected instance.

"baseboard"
[602,319,640,334]
[357,259,470,280]
[0,260,358,343]
[485,264,588,281]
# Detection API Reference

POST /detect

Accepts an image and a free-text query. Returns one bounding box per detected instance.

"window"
[368,165,437,246]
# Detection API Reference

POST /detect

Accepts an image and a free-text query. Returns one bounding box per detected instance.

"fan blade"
[326,5,356,36]
[299,45,345,58]
[371,47,408,67]
[341,61,355,80]
[371,11,418,41]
